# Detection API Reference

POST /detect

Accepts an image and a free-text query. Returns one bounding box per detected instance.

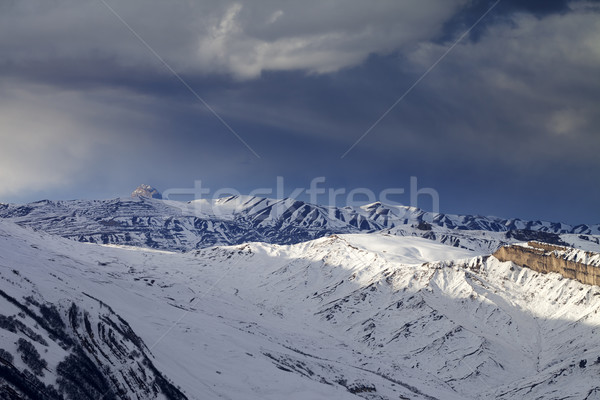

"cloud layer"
[0,0,598,223]
[0,0,469,79]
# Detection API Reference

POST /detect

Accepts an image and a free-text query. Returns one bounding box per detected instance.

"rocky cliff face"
[493,242,600,286]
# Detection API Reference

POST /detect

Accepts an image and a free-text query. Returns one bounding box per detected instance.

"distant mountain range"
[0,190,598,253]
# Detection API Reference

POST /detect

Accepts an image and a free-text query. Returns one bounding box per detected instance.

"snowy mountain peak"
[361,201,417,212]
[131,184,162,199]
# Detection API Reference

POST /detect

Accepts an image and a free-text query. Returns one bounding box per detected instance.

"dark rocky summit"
[131,184,162,199]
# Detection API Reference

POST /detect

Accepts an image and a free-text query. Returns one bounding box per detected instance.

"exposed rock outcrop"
[131,184,162,199]
[494,242,600,286]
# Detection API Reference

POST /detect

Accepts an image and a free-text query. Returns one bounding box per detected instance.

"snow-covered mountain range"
[1,220,600,399]
[1,189,599,399]
[0,193,598,253]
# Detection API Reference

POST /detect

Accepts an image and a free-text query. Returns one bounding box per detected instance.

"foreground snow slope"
[1,221,600,399]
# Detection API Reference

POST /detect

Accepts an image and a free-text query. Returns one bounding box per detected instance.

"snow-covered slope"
[2,221,600,399]
[0,195,598,253]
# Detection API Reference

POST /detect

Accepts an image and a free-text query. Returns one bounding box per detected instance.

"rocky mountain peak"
[131,184,162,199]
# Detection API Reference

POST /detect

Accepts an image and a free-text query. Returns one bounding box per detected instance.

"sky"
[0,0,599,224]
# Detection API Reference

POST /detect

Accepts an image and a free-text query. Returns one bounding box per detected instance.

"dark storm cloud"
[0,0,598,224]
[496,0,572,15]
[437,0,576,43]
